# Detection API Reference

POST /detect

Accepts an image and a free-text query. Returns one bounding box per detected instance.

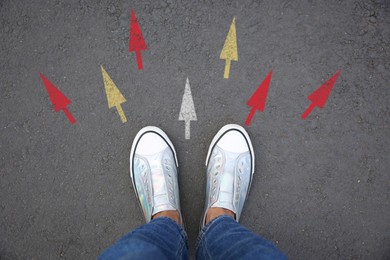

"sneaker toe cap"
[217,130,249,153]
[136,132,169,155]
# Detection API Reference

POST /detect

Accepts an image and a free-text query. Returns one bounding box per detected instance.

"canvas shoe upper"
[201,124,255,228]
[130,126,182,224]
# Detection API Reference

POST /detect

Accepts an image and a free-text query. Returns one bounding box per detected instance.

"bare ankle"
[205,207,235,225]
[152,210,181,225]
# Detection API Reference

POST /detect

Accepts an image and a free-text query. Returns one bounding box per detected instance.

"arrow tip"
[131,9,138,22]
[100,65,107,75]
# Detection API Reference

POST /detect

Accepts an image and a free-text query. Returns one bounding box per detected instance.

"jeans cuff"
[195,215,234,251]
[152,216,188,242]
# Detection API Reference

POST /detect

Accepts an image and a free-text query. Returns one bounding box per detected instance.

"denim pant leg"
[99,217,188,260]
[196,215,287,260]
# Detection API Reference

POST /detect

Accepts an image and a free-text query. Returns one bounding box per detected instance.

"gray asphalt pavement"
[1,0,389,259]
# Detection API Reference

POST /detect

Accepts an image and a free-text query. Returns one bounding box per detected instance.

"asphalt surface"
[1,0,389,259]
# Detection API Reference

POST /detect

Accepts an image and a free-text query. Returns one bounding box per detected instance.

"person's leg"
[197,124,286,260]
[196,215,285,259]
[99,126,188,259]
[100,217,188,260]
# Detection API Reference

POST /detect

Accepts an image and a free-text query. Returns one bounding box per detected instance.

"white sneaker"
[201,124,255,228]
[130,126,182,223]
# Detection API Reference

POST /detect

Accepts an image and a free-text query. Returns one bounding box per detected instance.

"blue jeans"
[99,215,286,260]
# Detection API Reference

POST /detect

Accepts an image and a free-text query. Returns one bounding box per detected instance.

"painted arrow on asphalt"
[129,9,147,70]
[101,65,127,123]
[220,17,238,79]
[39,73,76,124]
[179,78,197,139]
[245,70,273,126]
[301,70,340,120]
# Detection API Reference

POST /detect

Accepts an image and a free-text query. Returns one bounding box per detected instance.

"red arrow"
[39,73,76,124]
[301,70,340,120]
[129,9,147,70]
[245,70,273,126]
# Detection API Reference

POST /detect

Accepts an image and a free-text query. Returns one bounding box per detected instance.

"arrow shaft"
[136,51,143,70]
[301,103,316,120]
[116,105,127,123]
[223,60,231,79]
[62,108,76,124]
[184,120,191,139]
[245,108,256,126]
